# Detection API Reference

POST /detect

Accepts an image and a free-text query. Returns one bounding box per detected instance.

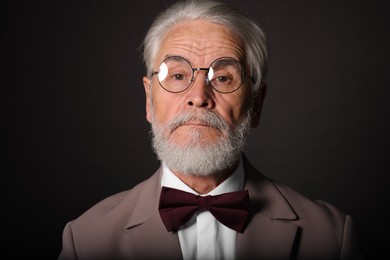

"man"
[59,0,363,259]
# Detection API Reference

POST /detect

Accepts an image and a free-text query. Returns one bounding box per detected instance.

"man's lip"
[170,122,213,132]
[183,123,211,127]
[182,121,211,127]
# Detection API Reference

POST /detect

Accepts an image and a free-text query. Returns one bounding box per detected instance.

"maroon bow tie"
[158,186,250,233]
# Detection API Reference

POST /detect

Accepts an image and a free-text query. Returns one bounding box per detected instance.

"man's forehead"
[155,20,245,65]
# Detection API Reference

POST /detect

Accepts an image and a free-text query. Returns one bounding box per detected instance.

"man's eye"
[216,76,230,83]
[173,74,185,80]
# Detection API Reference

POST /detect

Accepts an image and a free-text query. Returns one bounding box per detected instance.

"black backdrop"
[4,0,389,259]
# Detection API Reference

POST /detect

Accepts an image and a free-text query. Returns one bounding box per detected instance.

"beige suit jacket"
[59,156,363,259]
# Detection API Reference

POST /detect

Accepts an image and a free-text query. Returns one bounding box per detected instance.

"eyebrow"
[162,54,241,66]
[164,55,189,62]
[163,54,191,62]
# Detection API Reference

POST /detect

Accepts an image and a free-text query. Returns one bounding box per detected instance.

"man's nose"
[186,70,215,108]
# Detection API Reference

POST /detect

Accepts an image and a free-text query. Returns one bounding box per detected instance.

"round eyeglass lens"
[157,57,193,93]
[208,58,243,93]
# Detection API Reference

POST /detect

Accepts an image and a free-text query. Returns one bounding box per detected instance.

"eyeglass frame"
[151,55,252,94]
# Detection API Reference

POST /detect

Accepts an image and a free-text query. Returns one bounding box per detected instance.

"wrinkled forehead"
[154,20,245,68]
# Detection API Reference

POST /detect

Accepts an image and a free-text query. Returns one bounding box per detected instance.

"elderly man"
[59,0,362,259]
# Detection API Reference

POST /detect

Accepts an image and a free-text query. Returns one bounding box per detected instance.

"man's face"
[144,20,253,144]
[143,20,262,176]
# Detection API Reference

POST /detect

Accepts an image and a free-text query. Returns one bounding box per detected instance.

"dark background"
[4,0,389,259]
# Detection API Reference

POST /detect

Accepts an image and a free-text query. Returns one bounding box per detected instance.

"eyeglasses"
[151,56,246,94]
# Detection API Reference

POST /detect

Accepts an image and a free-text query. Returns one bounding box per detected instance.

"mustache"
[167,110,229,133]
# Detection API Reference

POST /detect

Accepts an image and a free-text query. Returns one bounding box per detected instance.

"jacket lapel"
[237,155,299,259]
[123,168,182,259]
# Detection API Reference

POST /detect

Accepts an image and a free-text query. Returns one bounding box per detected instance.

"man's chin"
[169,138,220,148]
[171,126,223,140]
[169,132,223,146]
[154,132,244,177]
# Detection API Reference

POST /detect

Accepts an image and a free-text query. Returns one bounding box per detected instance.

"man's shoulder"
[243,156,347,225]
[67,169,161,232]
[243,158,362,259]
[249,173,346,222]
[272,180,346,221]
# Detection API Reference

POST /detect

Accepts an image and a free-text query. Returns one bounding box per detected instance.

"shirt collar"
[161,155,245,196]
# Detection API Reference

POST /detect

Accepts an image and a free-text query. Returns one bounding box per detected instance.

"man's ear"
[251,81,267,128]
[143,76,152,123]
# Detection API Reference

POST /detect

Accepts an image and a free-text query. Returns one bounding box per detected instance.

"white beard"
[149,102,252,177]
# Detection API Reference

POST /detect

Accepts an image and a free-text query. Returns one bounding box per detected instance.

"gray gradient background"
[4,0,389,259]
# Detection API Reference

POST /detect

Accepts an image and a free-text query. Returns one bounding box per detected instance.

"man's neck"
[172,162,239,194]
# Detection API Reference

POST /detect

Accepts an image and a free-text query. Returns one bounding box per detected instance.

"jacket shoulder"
[59,169,163,259]
[75,178,147,222]
[273,180,346,222]
[243,155,346,223]
[65,169,161,239]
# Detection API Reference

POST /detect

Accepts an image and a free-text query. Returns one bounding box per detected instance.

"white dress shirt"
[160,156,245,260]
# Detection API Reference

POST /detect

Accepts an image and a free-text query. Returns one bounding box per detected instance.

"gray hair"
[142,0,268,90]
